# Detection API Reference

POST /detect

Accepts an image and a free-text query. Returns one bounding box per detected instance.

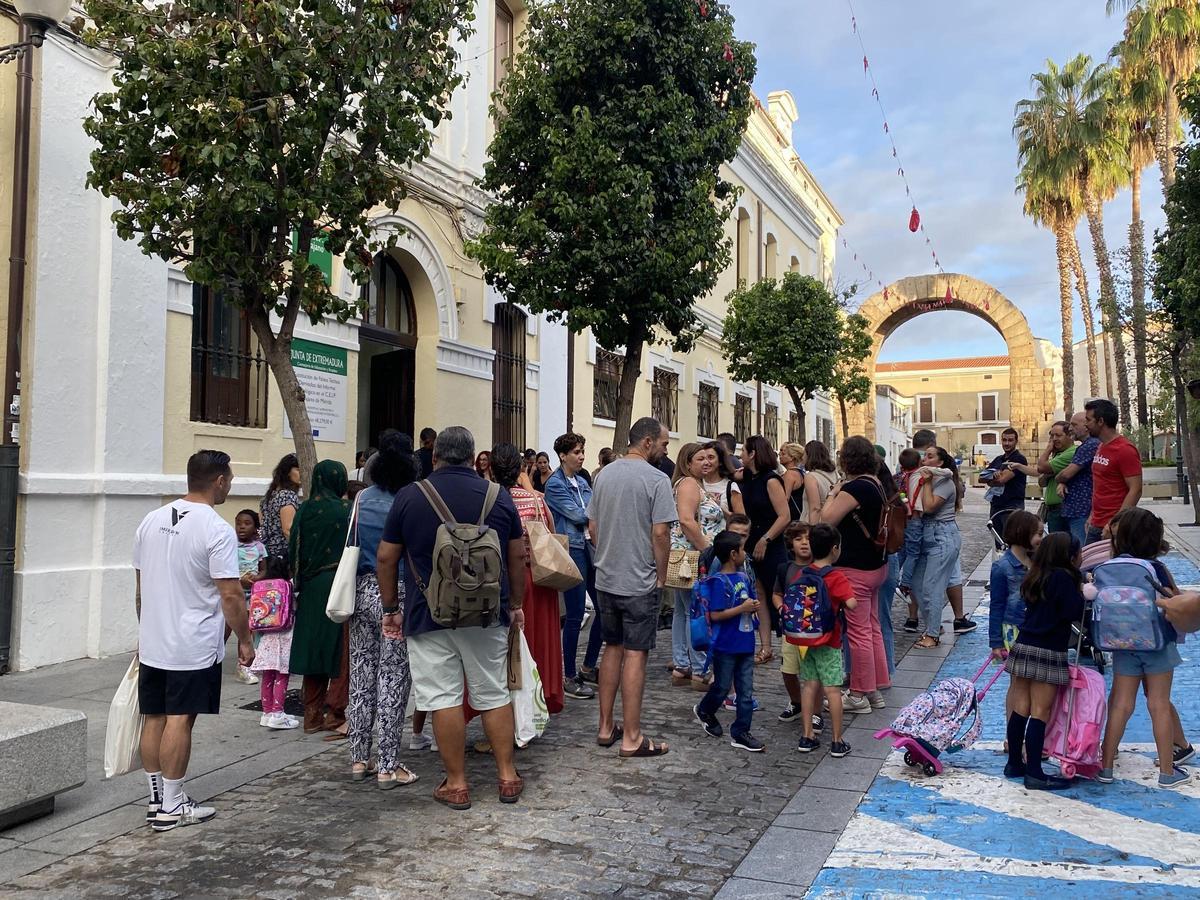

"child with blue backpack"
[1096,508,1193,788]
[774,523,857,758]
[692,531,766,752]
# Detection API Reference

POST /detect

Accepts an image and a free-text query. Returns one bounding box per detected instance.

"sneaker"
[146,801,160,825]
[953,618,978,634]
[812,714,824,735]
[1096,767,1114,784]
[843,692,872,714]
[578,667,599,685]
[1154,744,1196,767]
[694,704,722,738]
[778,703,803,723]
[235,665,259,685]
[902,618,919,633]
[731,732,765,752]
[152,796,216,832]
[1159,766,1193,789]
[796,736,820,753]
[409,731,432,751]
[723,695,761,712]
[866,691,886,710]
[829,741,851,758]
[264,711,299,730]
[259,713,272,727]
[563,676,596,700]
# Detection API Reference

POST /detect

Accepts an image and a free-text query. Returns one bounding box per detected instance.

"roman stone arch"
[845,274,1056,450]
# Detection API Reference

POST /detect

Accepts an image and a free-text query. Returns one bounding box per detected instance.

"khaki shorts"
[780,640,807,676]
[408,626,511,713]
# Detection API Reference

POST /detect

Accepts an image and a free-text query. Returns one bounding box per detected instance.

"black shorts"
[596,590,658,652]
[139,661,222,716]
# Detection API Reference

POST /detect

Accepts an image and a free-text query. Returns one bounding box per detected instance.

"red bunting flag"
[883,287,890,300]
[908,207,920,233]
[863,56,869,72]
[944,285,953,303]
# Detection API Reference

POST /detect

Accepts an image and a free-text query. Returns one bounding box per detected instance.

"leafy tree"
[830,313,872,440]
[722,274,842,443]
[468,0,755,444]
[82,0,473,484]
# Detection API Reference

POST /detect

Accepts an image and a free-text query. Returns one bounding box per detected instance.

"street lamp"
[0,0,68,673]
[0,0,70,62]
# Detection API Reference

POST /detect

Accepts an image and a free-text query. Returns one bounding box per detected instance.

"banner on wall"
[283,338,348,443]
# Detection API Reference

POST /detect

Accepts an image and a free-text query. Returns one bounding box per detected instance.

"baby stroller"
[875,657,1006,776]
[1046,617,1107,780]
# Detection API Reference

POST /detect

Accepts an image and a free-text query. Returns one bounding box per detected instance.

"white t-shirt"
[133,500,240,671]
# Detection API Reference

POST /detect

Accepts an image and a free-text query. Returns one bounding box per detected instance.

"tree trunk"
[1161,90,1180,191]
[1069,231,1100,398]
[1129,167,1150,439]
[1054,224,1075,417]
[1155,109,1174,194]
[612,321,648,453]
[1171,344,1200,522]
[786,387,807,443]
[1084,194,1133,423]
[249,310,318,492]
[838,395,850,440]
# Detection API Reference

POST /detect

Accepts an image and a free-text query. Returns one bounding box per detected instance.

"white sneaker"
[236,666,259,685]
[866,690,887,710]
[259,713,272,727]
[843,692,872,714]
[152,796,216,832]
[264,712,299,730]
[409,731,431,751]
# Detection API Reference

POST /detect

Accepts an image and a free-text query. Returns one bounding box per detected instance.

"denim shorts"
[1112,642,1183,677]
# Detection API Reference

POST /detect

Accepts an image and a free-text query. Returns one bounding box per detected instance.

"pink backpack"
[888,677,983,754]
[1045,663,1106,780]
[249,578,293,633]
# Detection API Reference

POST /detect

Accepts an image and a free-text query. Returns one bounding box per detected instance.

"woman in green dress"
[289,460,351,733]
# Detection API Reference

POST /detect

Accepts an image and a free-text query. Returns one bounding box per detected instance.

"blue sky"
[726,0,1162,362]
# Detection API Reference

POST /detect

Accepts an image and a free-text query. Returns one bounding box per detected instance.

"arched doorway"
[845,274,1057,451]
[358,251,417,448]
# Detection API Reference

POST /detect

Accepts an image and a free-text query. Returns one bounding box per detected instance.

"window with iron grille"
[818,417,835,450]
[788,410,801,444]
[734,394,752,445]
[763,403,779,447]
[190,285,268,428]
[492,304,527,446]
[651,368,678,433]
[593,349,624,420]
[697,383,719,438]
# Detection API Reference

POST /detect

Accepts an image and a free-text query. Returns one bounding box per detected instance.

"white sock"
[146,772,163,805]
[162,777,185,812]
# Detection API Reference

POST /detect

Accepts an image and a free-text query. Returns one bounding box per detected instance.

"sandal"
[498,773,524,804]
[350,762,378,782]
[691,675,711,692]
[754,650,774,666]
[618,736,670,758]
[377,766,419,790]
[597,724,624,748]
[670,667,692,685]
[433,778,471,810]
[473,740,494,755]
[914,636,940,649]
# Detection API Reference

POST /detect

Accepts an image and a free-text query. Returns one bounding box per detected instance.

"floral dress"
[671,478,726,550]
[260,488,299,562]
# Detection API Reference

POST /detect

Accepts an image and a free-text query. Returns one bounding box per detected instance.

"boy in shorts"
[777,522,812,725]
[775,524,857,758]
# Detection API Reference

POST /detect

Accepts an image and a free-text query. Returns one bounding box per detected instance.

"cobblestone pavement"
[4,500,995,899]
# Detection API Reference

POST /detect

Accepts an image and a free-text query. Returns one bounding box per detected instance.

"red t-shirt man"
[1090,435,1141,530]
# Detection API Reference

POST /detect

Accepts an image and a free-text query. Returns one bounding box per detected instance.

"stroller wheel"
[922,763,938,777]
[904,751,916,767]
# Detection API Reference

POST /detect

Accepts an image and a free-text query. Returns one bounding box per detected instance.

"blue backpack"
[689,573,723,652]
[781,563,837,647]
[1091,555,1169,652]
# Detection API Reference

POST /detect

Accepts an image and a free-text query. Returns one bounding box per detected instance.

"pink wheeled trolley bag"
[1045,630,1107,780]
[875,657,1005,776]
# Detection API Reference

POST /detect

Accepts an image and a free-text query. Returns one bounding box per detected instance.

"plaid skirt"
[1004,643,1070,686]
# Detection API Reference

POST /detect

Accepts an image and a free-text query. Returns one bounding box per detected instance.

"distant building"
[875,384,913,464]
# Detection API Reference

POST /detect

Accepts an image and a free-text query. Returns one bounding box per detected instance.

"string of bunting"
[839,232,982,312]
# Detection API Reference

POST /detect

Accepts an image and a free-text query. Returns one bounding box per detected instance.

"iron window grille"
[697,383,719,438]
[593,349,624,421]
[492,304,527,447]
[651,368,679,433]
[788,410,801,444]
[763,403,779,447]
[734,395,752,445]
[190,285,268,428]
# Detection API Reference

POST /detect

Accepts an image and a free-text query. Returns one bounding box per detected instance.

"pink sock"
[272,673,288,713]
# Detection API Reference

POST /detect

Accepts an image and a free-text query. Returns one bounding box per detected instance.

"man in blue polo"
[376,426,526,811]
[1054,410,1101,546]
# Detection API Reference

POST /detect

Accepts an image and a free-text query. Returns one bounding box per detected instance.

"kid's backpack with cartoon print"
[1091,555,1169,652]
[780,563,836,647]
[249,578,294,633]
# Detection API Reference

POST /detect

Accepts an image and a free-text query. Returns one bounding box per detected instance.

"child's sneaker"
[866,691,886,709]
[1159,766,1193,789]
[829,740,852,758]
[264,711,299,730]
[1154,744,1196,767]
[694,704,722,738]
[902,617,918,633]
[723,695,761,712]
[731,732,765,753]
[235,665,259,685]
[1096,767,1114,784]
[796,736,820,753]
[843,692,872,714]
[409,731,433,751]
[953,617,978,634]
[812,714,824,734]
[778,703,803,723]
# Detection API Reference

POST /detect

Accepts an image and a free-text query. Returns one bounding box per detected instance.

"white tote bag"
[511,631,549,747]
[326,493,361,623]
[104,656,144,779]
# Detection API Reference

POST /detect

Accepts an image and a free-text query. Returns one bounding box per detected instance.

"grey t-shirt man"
[590,458,677,596]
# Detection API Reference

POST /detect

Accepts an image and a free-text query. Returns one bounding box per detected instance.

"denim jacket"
[543,467,592,550]
[988,549,1027,648]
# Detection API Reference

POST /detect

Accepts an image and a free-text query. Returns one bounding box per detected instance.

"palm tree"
[1113,13,1168,434]
[1068,231,1103,398]
[1108,0,1200,191]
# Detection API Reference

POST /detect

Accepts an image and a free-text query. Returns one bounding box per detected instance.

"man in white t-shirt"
[133,449,253,832]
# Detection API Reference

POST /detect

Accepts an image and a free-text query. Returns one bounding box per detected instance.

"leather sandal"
[377,766,419,790]
[498,774,524,804]
[914,636,940,649]
[433,778,471,810]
